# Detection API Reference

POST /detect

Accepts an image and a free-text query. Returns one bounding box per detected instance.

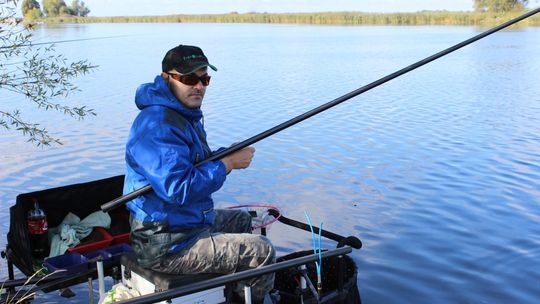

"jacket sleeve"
[212,147,227,154]
[126,121,227,205]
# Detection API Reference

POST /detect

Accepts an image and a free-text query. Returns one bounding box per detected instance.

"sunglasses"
[167,73,211,86]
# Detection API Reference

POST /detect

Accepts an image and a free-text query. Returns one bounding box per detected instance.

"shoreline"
[31,11,540,26]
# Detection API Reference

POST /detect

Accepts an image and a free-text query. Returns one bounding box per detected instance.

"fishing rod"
[101,7,539,213]
[0,35,136,49]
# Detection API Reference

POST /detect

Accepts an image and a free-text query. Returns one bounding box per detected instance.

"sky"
[73,0,479,16]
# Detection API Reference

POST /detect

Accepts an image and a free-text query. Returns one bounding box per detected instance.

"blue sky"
[79,0,478,16]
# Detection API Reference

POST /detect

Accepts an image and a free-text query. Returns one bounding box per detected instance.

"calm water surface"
[1,23,539,303]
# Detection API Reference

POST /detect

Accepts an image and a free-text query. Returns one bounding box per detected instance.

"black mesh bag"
[274,250,361,304]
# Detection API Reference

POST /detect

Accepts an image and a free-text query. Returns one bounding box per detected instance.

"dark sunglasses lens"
[201,76,211,86]
[180,75,200,86]
[178,75,211,86]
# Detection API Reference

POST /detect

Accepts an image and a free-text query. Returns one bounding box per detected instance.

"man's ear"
[161,72,169,79]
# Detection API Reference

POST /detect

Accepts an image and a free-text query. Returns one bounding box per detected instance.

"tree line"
[474,0,529,12]
[22,0,90,20]
[21,0,530,22]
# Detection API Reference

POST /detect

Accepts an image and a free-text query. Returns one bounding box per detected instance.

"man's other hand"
[221,147,255,173]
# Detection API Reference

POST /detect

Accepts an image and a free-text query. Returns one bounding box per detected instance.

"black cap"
[162,45,217,74]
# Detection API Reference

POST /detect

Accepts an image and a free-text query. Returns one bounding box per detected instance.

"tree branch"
[1,2,98,146]
[0,110,62,146]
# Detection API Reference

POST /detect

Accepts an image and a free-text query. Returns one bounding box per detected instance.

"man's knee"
[257,235,276,265]
[238,234,276,267]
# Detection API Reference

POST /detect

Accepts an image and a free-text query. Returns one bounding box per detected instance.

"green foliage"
[42,0,68,17]
[21,0,40,16]
[1,0,97,146]
[23,7,43,21]
[70,0,90,17]
[41,0,90,17]
[59,4,73,15]
[474,0,529,12]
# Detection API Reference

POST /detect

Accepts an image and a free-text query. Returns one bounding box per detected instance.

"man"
[123,45,275,303]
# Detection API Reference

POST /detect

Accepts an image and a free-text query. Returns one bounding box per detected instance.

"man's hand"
[221,147,255,174]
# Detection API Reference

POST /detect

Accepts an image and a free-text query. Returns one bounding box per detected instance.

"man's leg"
[211,208,253,233]
[155,232,275,303]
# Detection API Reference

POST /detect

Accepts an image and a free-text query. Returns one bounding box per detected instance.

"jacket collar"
[135,75,203,122]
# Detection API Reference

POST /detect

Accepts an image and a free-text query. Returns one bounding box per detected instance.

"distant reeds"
[40,11,540,26]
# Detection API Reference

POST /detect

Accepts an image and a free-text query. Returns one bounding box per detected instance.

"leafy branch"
[1,0,98,146]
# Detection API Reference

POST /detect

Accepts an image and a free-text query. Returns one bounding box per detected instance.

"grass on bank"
[39,11,540,26]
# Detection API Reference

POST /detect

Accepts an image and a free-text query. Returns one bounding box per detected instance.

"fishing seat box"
[120,252,227,304]
[7,175,127,277]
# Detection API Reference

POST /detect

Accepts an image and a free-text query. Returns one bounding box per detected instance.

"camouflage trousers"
[151,209,276,303]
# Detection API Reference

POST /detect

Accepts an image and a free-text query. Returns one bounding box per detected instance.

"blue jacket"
[123,75,227,256]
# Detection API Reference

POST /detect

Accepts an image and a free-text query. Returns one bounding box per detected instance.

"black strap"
[268,210,362,249]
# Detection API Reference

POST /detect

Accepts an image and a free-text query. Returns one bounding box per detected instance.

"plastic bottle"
[27,198,49,259]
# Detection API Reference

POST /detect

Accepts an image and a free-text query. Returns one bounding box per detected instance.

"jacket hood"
[135,75,203,121]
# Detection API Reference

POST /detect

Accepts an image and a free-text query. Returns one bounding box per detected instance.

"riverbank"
[39,11,540,26]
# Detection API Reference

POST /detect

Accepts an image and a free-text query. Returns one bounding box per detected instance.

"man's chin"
[185,99,203,109]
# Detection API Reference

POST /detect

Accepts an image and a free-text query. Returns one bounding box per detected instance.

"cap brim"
[183,63,218,74]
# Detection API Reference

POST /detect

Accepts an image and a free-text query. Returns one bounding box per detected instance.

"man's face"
[164,67,208,109]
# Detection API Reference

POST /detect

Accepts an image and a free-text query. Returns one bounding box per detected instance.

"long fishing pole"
[0,35,136,49]
[101,8,539,213]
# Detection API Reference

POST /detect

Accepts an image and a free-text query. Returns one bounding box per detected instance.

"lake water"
[1,22,539,303]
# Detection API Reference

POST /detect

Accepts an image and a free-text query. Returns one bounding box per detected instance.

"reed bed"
[41,11,540,26]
